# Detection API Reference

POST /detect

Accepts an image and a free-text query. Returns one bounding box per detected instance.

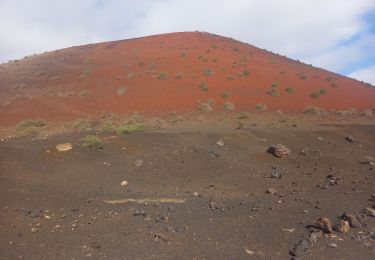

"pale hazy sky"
[1,0,374,84]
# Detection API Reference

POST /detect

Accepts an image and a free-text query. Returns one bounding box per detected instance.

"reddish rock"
[267,144,290,158]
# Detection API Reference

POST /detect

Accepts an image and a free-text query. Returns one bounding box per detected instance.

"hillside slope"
[0,31,374,126]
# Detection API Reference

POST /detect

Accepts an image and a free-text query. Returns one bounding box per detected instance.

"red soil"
[0,31,374,126]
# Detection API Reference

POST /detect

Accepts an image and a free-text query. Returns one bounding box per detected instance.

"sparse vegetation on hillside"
[223,101,235,111]
[310,92,320,99]
[198,102,213,113]
[285,87,295,93]
[117,123,145,134]
[158,72,168,79]
[79,89,92,96]
[319,88,327,95]
[15,119,46,137]
[118,87,126,96]
[203,69,214,76]
[100,121,115,133]
[304,106,327,116]
[222,91,230,99]
[80,69,92,78]
[266,88,280,97]
[242,70,250,76]
[198,82,209,91]
[72,119,92,131]
[227,75,235,80]
[255,103,267,110]
[82,135,103,149]
[175,72,182,79]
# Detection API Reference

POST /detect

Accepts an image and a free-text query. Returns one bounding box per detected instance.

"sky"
[0,0,374,84]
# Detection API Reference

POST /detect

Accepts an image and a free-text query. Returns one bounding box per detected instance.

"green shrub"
[84,58,94,64]
[227,75,235,80]
[72,119,92,131]
[117,123,145,134]
[304,106,327,116]
[175,72,182,79]
[198,102,212,113]
[17,119,46,129]
[271,82,279,88]
[79,89,92,96]
[319,88,327,95]
[207,98,215,107]
[16,119,46,137]
[118,87,127,96]
[266,88,280,97]
[255,103,267,110]
[285,87,294,93]
[310,92,320,99]
[222,91,230,99]
[242,70,250,76]
[203,69,214,76]
[223,101,235,111]
[158,72,168,79]
[82,135,103,149]
[100,121,115,133]
[80,69,92,78]
[198,82,209,91]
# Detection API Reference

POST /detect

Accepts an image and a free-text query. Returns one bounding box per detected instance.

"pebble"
[30,227,37,233]
[267,144,290,158]
[271,169,282,178]
[216,140,225,146]
[314,217,333,233]
[317,137,324,141]
[363,207,375,217]
[345,136,355,142]
[135,160,143,167]
[266,188,277,195]
[334,220,350,233]
[327,243,338,248]
[120,180,128,186]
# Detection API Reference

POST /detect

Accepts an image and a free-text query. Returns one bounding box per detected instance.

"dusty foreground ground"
[1,122,375,259]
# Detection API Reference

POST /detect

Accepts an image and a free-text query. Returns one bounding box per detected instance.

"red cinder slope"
[0,32,374,126]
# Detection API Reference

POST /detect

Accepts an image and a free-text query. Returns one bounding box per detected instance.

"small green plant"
[223,101,235,111]
[138,61,145,66]
[255,103,267,110]
[271,82,279,88]
[117,123,145,134]
[203,69,214,76]
[212,58,218,63]
[227,75,235,80]
[80,69,92,78]
[310,92,320,99]
[198,102,212,113]
[211,44,217,49]
[175,72,182,79]
[331,83,338,88]
[207,98,215,107]
[158,72,168,79]
[198,82,209,91]
[304,106,327,116]
[82,135,103,149]
[319,88,327,95]
[222,91,230,99]
[325,77,333,82]
[100,121,115,133]
[72,118,92,131]
[298,73,307,80]
[84,57,94,64]
[16,119,46,136]
[266,88,280,97]
[242,70,250,76]
[118,87,127,96]
[237,112,247,119]
[285,87,294,94]
[236,121,244,129]
[79,89,92,96]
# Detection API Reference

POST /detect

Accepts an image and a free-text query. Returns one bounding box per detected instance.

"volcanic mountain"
[0,31,374,127]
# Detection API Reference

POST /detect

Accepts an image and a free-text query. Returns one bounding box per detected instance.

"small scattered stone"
[317,137,324,141]
[341,212,366,228]
[314,217,333,233]
[345,136,355,142]
[216,140,225,146]
[270,169,282,178]
[362,156,374,165]
[30,227,37,233]
[363,207,375,217]
[134,210,147,217]
[56,143,72,152]
[193,192,199,197]
[134,159,143,167]
[333,220,350,233]
[266,188,277,195]
[120,180,128,186]
[327,243,338,248]
[301,209,309,214]
[267,144,290,158]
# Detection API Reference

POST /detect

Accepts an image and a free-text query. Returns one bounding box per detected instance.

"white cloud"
[0,0,375,83]
[349,66,375,85]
